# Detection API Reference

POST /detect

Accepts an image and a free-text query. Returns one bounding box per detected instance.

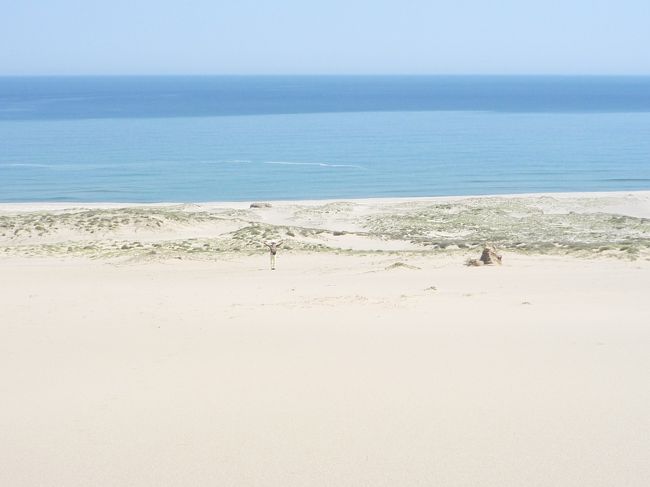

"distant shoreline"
[1,189,649,212]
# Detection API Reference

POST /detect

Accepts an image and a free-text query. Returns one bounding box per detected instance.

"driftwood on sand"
[466,246,503,266]
[250,202,273,208]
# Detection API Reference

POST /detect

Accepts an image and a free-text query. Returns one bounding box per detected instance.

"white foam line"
[197,160,252,164]
[1,163,109,170]
[1,163,54,168]
[263,161,364,169]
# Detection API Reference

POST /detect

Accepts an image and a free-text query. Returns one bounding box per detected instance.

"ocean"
[1,76,649,202]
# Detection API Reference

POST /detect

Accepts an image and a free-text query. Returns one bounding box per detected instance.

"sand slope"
[1,252,650,486]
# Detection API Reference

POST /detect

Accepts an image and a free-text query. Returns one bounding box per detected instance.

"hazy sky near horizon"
[1,0,649,75]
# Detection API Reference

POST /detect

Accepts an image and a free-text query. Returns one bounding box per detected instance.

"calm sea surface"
[1,76,649,202]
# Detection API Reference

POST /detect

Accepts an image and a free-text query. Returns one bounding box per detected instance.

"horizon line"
[2,73,650,78]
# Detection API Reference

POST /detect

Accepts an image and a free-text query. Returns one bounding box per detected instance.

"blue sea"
[1,76,649,202]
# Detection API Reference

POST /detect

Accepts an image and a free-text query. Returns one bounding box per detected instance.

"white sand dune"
[1,192,650,486]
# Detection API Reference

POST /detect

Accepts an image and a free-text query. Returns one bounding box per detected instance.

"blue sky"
[1,0,649,75]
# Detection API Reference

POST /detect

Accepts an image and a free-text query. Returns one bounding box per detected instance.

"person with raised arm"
[264,240,283,270]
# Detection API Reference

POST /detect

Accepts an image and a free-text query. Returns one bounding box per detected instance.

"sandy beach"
[2,191,650,486]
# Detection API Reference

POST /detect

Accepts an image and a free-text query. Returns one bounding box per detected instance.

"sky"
[1,0,649,75]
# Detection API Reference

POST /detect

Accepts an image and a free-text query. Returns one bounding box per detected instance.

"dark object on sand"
[250,202,272,208]
[466,246,502,266]
[385,262,421,271]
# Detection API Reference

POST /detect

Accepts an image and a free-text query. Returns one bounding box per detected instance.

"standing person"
[264,241,283,270]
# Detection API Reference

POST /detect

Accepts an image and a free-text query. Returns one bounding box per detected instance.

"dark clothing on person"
[265,241,282,270]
